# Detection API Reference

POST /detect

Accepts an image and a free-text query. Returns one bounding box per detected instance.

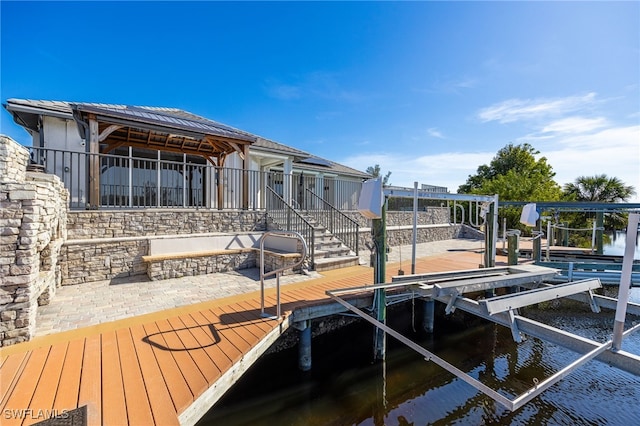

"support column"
[88,116,100,209]
[372,200,387,360]
[596,212,604,255]
[242,143,250,210]
[423,298,435,334]
[283,158,293,205]
[507,232,519,266]
[297,320,312,371]
[612,213,639,351]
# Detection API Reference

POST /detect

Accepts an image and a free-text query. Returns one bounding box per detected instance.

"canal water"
[603,230,640,259]
[198,295,640,425]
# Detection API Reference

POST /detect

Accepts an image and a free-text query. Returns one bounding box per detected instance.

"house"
[4,99,370,211]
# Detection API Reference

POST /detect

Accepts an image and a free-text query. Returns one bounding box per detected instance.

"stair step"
[315,246,352,258]
[313,255,361,272]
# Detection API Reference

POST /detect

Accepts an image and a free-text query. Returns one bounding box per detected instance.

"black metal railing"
[27,146,364,212]
[266,186,315,267]
[305,188,359,254]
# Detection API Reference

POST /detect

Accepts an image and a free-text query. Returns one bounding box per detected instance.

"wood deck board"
[215,304,267,341]
[187,311,243,367]
[26,342,69,425]
[78,334,101,426]
[1,346,50,426]
[52,339,84,413]
[209,306,261,351]
[0,251,505,426]
[154,319,209,402]
[178,314,229,377]
[101,331,127,425]
[115,328,155,426]
[0,351,29,410]
[166,316,221,385]
[141,321,193,415]
[129,324,180,425]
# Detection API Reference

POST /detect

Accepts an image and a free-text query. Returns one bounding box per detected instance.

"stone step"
[313,255,361,272]
[314,246,352,259]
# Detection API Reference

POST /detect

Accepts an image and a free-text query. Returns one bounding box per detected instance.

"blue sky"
[1,1,639,200]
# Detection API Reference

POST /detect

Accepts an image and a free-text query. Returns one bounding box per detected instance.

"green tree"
[563,174,636,203]
[562,174,636,232]
[458,143,562,230]
[366,164,392,186]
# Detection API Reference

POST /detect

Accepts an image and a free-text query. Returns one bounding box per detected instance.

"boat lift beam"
[326,263,640,412]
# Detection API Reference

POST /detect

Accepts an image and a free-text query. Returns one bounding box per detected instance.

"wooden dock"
[0,250,500,426]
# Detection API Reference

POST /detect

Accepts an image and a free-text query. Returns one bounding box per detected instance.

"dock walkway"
[1,241,494,426]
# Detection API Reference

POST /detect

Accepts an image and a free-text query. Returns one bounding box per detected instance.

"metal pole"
[612,213,639,351]
[411,181,418,275]
[373,200,387,360]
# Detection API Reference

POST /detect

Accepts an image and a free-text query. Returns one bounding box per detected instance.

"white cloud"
[478,92,597,123]
[340,151,494,192]
[541,116,608,134]
[427,128,444,139]
[340,124,639,201]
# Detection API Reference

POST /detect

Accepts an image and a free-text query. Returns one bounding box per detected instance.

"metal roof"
[4,98,370,178]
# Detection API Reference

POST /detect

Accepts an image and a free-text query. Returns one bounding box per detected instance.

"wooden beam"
[98,125,124,142]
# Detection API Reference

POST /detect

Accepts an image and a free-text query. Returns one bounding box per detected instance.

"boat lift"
[327,212,640,411]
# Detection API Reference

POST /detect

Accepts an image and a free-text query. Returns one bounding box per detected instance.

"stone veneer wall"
[60,211,267,284]
[1,136,69,346]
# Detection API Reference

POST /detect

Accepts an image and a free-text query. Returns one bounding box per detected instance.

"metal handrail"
[259,231,308,319]
[265,186,315,266]
[304,188,360,254]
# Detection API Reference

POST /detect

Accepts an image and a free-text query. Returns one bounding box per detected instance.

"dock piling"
[423,298,435,333]
[296,320,312,371]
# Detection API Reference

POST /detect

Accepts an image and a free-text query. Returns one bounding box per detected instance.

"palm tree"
[366,164,392,186]
[563,174,635,202]
[563,174,636,232]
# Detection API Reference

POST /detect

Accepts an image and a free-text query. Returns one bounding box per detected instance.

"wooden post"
[596,212,604,255]
[507,232,519,265]
[88,116,100,209]
[484,199,496,268]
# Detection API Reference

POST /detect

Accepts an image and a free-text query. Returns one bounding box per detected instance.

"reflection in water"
[199,305,640,426]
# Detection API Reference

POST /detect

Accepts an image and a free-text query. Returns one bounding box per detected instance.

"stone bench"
[141,233,303,280]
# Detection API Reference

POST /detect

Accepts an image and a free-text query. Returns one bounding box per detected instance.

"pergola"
[70,104,256,209]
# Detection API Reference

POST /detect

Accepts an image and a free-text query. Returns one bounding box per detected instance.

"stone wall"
[60,211,268,284]
[1,136,69,346]
[66,210,267,239]
[147,251,257,281]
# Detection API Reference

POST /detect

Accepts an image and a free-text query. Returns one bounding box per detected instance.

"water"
[198,302,640,425]
[603,230,640,259]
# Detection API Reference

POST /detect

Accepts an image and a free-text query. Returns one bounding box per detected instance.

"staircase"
[265,186,361,272]
[302,214,361,272]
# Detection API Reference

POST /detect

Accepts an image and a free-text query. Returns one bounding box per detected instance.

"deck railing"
[28,146,363,211]
[305,188,359,254]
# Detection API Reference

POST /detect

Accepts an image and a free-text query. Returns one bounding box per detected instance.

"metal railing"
[266,186,315,267]
[305,188,359,254]
[28,146,364,211]
[259,231,308,318]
